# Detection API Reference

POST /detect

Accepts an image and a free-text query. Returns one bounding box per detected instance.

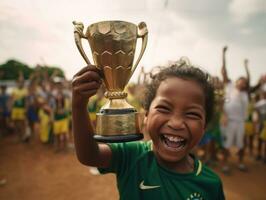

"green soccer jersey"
[98,141,225,200]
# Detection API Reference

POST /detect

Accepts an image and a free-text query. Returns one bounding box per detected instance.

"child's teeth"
[172,137,177,142]
[165,135,184,142]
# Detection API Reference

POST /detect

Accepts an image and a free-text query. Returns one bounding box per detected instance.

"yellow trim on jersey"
[196,160,202,176]
[147,140,153,151]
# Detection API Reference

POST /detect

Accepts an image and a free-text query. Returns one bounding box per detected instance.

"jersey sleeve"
[98,141,152,177]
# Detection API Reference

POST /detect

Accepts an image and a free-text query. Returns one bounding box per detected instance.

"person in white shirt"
[221,46,249,174]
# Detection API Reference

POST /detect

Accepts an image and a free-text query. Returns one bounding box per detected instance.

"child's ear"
[144,110,149,117]
[143,111,148,125]
[141,112,149,135]
[144,116,147,125]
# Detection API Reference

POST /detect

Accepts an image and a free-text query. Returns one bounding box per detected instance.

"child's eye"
[155,105,171,113]
[186,112,202,119]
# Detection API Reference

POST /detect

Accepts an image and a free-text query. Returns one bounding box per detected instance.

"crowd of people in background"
[196,47,266,175]
[0,69,72,152]
[0,46,266,177]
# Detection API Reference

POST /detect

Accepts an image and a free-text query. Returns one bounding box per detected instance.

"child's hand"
[72,65,102,107]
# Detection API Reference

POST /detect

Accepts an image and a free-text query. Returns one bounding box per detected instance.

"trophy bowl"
[73,20,148,143]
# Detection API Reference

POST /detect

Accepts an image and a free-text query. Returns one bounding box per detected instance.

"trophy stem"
[101,98,134,110]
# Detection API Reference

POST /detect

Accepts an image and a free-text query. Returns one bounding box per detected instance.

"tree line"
[0,59,64,80]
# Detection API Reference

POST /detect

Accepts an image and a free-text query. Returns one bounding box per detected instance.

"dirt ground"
[0,134,265,200]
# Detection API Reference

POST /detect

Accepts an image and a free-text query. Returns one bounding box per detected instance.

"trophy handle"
[131,22,148,74]
[73,21,91,65]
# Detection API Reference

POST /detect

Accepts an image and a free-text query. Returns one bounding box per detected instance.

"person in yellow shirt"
[38,99,52,143]
[53,92,69,152]
[11,80,28,141]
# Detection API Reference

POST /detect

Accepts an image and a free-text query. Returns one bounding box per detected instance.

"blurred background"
[1,0,265,81]
[0,0,266,199]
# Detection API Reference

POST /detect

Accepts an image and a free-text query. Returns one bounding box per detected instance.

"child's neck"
[155,153,194,174]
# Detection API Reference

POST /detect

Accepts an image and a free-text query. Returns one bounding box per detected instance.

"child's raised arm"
[71,65,112,168]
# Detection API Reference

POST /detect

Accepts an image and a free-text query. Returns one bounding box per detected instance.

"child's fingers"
[72,70,101,87]
[79,89,99,97]
[73,66,90,77]
[80,70,101,83]
[74,65,100,77]
[74,81,101,93]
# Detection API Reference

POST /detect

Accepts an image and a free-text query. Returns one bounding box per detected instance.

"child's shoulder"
[109,140,152,155]
[98,140,153,175]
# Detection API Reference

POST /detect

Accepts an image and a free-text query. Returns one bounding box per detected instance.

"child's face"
[145,77,206,164]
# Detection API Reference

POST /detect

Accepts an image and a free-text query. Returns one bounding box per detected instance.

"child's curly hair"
[143,58,215,125]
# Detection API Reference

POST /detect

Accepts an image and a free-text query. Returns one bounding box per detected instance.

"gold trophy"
[73,20,148,142]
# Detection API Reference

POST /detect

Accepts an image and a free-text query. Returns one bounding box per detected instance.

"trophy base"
[95,108,144,143]
[94,133,143,143]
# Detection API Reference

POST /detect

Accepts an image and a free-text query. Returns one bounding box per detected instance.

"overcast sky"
[0,0,265,84]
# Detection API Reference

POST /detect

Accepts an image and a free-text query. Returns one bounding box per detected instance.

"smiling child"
[71,59,225,200]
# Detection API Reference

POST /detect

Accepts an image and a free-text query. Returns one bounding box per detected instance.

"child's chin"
[156,147,187,163]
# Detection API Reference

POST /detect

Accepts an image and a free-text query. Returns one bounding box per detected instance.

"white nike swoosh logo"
[139,180,161,190]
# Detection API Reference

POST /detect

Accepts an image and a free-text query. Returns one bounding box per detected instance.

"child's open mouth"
[160,134,187,151]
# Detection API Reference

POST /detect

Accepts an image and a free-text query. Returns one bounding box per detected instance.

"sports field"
[0,135,265,200]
